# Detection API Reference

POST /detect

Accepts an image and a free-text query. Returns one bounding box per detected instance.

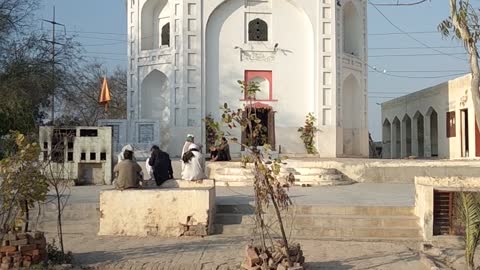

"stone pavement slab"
[62,234,426,270]
[51,183,415,207]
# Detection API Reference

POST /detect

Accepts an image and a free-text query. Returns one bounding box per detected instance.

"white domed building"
[102,0,369,158]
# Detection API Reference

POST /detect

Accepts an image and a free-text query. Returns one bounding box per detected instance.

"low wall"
[414,176,480,241]
[208,159,480,184]
[98,180,215,237]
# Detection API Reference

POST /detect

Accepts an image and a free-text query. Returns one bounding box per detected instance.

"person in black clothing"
[148,145,173,186]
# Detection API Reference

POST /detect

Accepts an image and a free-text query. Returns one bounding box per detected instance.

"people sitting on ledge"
[113,150,143,190]
[149,145,174,186]
[181,144,207,181]
[210,137,231,162]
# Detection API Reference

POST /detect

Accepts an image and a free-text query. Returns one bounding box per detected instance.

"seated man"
[181,144,207,181]
[216,137,231,161]
[113,150,143,190]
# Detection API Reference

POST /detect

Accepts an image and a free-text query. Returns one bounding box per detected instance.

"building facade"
[39,126,113,185]
[382,74,480,159]
[107,0,369,157]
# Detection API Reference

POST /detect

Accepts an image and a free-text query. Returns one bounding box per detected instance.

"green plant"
[206,80,302,268]
[204,114,222,153]
[47,239,73,265]
[457,192,480,270]
[0,131,49,233]
[298,113,319,154]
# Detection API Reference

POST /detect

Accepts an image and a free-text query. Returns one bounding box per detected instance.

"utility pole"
[42,6,65,125]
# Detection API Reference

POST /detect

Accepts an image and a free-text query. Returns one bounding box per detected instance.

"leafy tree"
[0,131,49,233]
[59,63,127,126]
[439,0,480,129]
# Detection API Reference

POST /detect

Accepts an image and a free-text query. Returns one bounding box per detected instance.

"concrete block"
[99,184,215,237]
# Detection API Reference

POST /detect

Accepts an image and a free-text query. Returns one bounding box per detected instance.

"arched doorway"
[427,107,438,157]
[402,114,412,157]
[382,119,391,158]
[342,74,362,156]
[343,2,362,57]
[392,117,401,159]
[241,103,275,150]
[413,111,424,157]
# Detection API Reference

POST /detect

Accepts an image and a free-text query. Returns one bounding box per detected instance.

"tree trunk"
[23,200,29,233]
[54,185,65,254]
[449,0,480,129]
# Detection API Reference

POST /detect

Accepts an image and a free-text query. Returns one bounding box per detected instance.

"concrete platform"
[207,158,480,184]
[98,180,216,237]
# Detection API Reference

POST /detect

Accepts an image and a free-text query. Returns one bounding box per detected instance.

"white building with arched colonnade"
[100,0,369,158]
[381,74,480,159]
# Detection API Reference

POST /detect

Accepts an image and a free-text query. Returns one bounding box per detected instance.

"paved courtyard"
[37,183,432,269]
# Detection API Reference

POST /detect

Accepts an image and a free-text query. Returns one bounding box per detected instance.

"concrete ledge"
[98,181,215,237]
[414,176,480,241]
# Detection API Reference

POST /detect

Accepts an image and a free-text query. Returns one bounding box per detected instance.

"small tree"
[298,113,318,154]
[0,131,49,233]
[208,80,303,269]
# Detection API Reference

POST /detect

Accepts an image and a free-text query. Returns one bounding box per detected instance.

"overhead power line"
[369,52,467,57]
[368,1,466,62]
[369,0,429,6]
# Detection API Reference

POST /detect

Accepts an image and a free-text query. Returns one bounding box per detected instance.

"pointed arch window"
[248,18,268,41]
[161,23,170,46]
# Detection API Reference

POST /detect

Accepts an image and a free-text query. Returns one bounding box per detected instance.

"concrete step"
[214,213,419,228]
[216,204,416,216]
[293,167,338,175]
[213,224,421,240]
[211,174,254,182]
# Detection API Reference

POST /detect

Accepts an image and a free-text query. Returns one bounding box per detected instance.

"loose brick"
[22,250,39,257]
[0,246,16,253]
[10,239,28,246]
[5,251,20,257]
[22,255,31,262]
[18,244,36,252]
[245,246,260,267]
[31,255,40,264]
[33,232,44,240]
[16,233,27,240]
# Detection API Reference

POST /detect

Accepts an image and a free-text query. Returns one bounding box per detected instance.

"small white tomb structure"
[100,0,369,158]
[39,126,113,185]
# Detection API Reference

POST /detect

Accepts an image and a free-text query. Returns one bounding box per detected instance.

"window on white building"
[248,18,268,41]
[161,23,170,46]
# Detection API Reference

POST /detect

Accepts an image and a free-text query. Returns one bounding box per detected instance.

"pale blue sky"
[38,1,469,140]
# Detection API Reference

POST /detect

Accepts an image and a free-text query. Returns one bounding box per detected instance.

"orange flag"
[99,77,112,112]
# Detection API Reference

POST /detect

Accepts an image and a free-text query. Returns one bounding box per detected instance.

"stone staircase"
[213,204,422,241]
[208,162,353,186]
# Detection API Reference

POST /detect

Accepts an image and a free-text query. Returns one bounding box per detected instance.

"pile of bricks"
[242,241,305,270]
[0,232,47,269]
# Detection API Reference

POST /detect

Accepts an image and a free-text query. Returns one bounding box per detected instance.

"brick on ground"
[22,249,39,257]
[0,246,15,253]
[10,239,28,246]
[245,246,260,267]
[19,244,36,252]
